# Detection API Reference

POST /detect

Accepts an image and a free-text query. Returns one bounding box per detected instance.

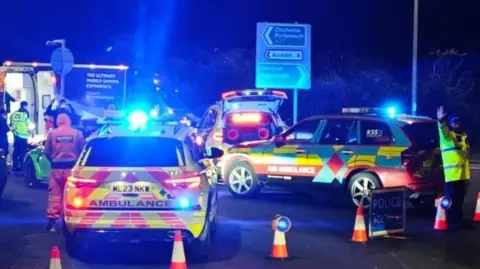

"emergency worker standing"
[44,113,85,232]
[9,101,30,171]
[437,106,472,228]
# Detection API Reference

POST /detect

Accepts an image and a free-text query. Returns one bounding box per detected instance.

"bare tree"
[299,51,405,115]
[419,49,475,113]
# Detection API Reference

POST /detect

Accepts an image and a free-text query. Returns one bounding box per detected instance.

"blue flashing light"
[179,197,190,209]
[276,216,291,232]
[128,110,149,130]
[440,196,452,209]
[150,109,159,117]
[387,107,397,118]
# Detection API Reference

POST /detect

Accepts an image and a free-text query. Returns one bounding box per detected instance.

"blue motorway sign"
[256,22,311,90]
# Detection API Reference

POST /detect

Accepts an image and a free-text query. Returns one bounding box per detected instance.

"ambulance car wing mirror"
[207,147,224,159]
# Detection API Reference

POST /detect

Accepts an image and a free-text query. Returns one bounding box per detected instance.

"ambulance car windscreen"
[82,137,186,167]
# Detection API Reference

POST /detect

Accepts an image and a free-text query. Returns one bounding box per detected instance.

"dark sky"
[2,0,479,67]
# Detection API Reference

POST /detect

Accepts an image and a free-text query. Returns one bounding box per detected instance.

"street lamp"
[46,39,66,96]
[411,0,419,115]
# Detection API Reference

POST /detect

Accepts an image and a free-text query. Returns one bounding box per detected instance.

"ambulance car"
[62,110,223,258]
[222,107,443,208]
[193,89,288,180]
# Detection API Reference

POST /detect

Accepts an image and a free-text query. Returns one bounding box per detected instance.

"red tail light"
[227,129,240,140]
[258,127,270,140]
[211,131,223,142]
[231,113,262,124]
[165,175,202,189]
[67,176,97,188]
[401,150,414,167]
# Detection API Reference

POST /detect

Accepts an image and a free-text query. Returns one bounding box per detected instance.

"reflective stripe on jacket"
[9,111,29,139]
[44,125,85,169]
[438,121,470,182]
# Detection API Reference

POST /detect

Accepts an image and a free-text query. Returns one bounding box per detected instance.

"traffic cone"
[434,202,448,230]
[170,230,187,269]
[473,193,480,222]
[271,229,288,259]
[352,206,368,243]
[49,246,62,269]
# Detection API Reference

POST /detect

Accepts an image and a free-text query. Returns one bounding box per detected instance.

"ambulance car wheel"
[348,172,381,208]
[24,158,40,188]
[187,196,214,261]
[63,222,81,258]
[226,162,261,198]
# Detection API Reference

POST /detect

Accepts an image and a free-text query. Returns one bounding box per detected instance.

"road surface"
[1,173,479,269]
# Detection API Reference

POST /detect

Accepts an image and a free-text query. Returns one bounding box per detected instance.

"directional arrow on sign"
[263,26,274,45]
[262,24,307,47]
[265,50,303,61]
[256,63,309,89]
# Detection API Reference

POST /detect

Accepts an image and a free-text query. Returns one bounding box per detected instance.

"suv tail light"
[401,149,415,167]
[211,131,223,142]
[67,177,97,188]
[227,129,240,140]
[258,127,270,140]
[165,175,202,189]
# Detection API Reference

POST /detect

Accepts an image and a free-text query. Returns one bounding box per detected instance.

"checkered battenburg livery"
[64,167,208,237]
[228,143,440,184]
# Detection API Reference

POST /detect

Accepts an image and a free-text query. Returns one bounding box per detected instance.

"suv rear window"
[80,137,185,167]
[401,122,439,149]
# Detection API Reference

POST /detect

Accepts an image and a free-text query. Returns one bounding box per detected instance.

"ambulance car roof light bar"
[342,107,385,114]
[222,89,288,100]
[128,110,149,130]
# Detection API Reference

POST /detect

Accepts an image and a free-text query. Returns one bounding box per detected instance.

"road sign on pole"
[256,22,311,123]
[50,47,74,75]
[256,22,311,90]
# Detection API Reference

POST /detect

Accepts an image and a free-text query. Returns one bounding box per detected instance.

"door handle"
[341,150,354,155]
[295,149,306,154]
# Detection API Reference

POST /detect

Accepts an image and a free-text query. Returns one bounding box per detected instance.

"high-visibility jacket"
[438,120,470,182]
[9,111,30,139]
[44,114,85,169]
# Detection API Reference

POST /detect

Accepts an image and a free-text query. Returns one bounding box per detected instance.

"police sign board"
[255,22,311,90]
[369,187,406,238]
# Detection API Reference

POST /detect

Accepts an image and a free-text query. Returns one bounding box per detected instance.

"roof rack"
[222,89,287,100]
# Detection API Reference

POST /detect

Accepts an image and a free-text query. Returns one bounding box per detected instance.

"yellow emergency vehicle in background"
[62,110,223,258]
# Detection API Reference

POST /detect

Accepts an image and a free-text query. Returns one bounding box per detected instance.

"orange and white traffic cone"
[49,246,62,269]
[170,230,187,269]
[352,206,368,243]
[434,202,448,230]
[473,193,480,222]
[271,228,288,259]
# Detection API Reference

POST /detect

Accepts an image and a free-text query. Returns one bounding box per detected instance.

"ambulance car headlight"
[179,197,191,209]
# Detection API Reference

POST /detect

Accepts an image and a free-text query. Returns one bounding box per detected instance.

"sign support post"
[255,22,311,124]
[293,89,298,124]
[49,39,74,97]
[60,41,66,97]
